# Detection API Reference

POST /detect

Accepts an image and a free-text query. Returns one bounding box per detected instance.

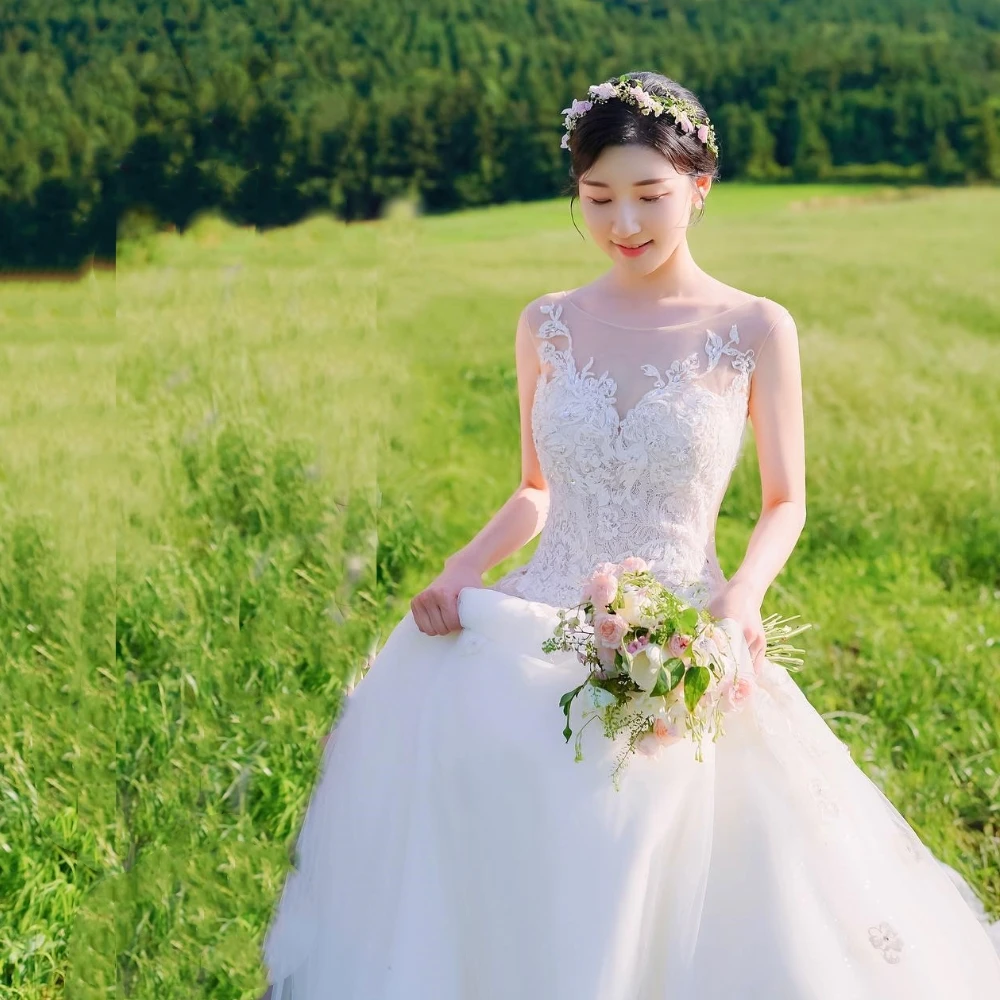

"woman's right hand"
[410,559,485,636]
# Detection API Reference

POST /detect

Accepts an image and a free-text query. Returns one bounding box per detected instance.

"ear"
[694,175,712,207]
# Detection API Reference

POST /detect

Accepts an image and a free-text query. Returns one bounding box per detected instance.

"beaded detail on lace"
[491,295,762,611]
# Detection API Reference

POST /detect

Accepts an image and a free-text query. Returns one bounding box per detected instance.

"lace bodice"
[490,289,787,611]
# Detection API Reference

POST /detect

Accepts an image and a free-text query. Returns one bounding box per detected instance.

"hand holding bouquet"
[543,556,811,789]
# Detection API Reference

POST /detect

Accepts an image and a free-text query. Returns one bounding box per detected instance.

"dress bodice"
[490,290,787,611]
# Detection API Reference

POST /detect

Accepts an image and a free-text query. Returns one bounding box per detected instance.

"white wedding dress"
[262,291,1000,998]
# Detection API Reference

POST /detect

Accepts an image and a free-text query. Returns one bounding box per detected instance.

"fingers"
[410,590,462,636]
[743,627,766,671]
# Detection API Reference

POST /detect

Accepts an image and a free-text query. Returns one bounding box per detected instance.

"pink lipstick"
[614,240,652,258]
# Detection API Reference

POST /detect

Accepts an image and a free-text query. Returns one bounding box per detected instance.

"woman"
[260,71,1000,998]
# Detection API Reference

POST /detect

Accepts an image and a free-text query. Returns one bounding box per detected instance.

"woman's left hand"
[706,580,767,674]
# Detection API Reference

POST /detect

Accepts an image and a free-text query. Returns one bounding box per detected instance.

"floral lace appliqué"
[868,921,904,963]
[457,631,489,656]
[705,325,756,390]
[491,300,759,610]
[808,776,841,820]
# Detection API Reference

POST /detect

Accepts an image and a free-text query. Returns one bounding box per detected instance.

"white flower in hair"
[560,75,719,158]
[588,82,617,100]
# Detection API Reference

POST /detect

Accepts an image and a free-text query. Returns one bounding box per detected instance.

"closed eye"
[588,196,665,204]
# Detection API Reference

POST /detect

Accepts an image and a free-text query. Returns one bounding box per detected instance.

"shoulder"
[515,291,570,335]
[521,290,567,316]
[744,297,798,359]
[752,296,796,334]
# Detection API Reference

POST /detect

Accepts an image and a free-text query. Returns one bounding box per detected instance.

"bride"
[260,71,1000,998]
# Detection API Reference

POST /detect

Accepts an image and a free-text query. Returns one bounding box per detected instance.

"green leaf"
[683,665,711,714]
[649,666,671,697]
[559,682,585,709]
[678,607,699,632]
[667,658,686,690]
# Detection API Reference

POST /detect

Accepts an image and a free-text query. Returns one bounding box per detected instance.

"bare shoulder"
[522,290,565,314]
[752,296,797,334]
[514,291,568,335]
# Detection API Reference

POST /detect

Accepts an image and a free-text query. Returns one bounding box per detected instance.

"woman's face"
[578,143,710,273]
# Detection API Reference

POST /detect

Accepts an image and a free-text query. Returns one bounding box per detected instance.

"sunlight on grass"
[1,185,997,997]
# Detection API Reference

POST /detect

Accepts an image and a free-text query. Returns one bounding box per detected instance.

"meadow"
[1,182,998,998]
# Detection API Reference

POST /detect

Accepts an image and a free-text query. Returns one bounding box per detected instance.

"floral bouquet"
[543,556,812,789]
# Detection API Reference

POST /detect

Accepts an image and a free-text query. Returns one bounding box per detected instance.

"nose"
[610,205,641,240]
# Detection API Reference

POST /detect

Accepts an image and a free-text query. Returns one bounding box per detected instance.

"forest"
[1,0,999,266]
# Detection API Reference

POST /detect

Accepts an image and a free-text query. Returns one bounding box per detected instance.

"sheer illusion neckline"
[561,289,762,332]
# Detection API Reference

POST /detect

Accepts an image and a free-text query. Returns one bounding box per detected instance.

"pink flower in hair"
[561,98,592,117]
[589,82,617,101]
[697,123,710,144]
[628,86,658,113]
[677,111,695,133]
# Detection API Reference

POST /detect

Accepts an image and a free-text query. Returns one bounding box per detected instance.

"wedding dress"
[262,290,1000,998]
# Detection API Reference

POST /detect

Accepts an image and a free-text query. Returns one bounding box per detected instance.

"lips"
[614,240,652,257]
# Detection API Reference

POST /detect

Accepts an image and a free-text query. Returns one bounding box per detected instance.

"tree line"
[1,0,998,267]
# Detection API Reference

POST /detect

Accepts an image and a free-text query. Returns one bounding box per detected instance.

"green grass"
[1,184,998,998]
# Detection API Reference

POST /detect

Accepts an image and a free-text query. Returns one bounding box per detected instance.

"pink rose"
[594,612,629,649]
[619,556,648,573]
[585,572,618,609]
[697,123,710,144]
[653,716,685,747]
[594,561,619,576]
[718,674,756,714]
[625,635,649,655]
[666,633,693,660]
[677,111,695,133]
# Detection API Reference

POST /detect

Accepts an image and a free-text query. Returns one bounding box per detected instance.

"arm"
[709,305,807,664]
[410,303,550,635]
[445,304,551,575]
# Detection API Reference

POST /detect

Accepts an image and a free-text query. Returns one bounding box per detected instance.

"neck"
[604,241,711,303]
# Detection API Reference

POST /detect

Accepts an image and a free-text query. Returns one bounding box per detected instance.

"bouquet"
[543,556,812,789]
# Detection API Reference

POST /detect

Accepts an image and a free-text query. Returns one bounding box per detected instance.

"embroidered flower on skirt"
[868,921,905,963]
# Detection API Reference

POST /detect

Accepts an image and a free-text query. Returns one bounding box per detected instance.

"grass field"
[1,182,998,998]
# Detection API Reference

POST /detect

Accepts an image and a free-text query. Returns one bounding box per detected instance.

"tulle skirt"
[262,587,1000,999]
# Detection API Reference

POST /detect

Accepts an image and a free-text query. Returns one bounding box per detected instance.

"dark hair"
[564,70,720,236]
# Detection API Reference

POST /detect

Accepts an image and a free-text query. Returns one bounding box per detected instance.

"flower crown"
[560,75,719,158]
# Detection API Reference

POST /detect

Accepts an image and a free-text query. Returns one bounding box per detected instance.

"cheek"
[580,207,613,240]
[651,199,683,224]
[579,203,605,228]
[649,200,690,234]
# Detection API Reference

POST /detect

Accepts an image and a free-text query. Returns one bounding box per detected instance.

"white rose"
[619,587,645,626]
[637,607,659,629]
[628,643,664,693]
[621,586,658,628]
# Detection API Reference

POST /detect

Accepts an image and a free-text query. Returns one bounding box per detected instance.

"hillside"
[1,0,998,266]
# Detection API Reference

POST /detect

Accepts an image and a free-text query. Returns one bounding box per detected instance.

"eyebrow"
[580,178,672,188]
